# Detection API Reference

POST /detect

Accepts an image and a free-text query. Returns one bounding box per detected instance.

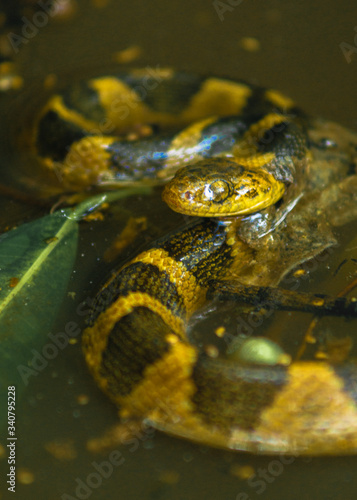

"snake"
[48,69,355,456]
[2,60,357,453]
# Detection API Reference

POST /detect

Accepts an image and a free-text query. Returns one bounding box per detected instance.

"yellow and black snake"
[4,68,308,197]
[41,69,354,456]
[2,61,357,454]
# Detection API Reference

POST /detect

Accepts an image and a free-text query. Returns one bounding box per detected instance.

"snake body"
[82,210,357,455]
[67,70,357,455]
[3,65,357,454]
[8,69,308,196]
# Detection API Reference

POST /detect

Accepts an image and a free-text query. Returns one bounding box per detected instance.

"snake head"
[162,158,286,217]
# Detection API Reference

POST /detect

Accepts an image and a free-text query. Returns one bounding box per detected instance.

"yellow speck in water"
[44,440,77,461]
[112,45,142,64]
[215,326,226,337]
[77,394,90,405]
[240,37,260,52]
[17,468,35,485]
[230,464,255,479]
[205,345,219,358]
[0,60,23,91]
[315,351,328,360]
[306,333,317,344]
[159,470,180,484]
[53,0,78,21]
[43,73,58,90]
[293,268,307,278]
[312,298,325,307]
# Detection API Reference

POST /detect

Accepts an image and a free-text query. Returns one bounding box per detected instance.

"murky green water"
[1,1,357,499]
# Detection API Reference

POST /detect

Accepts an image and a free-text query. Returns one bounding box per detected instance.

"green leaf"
[0,188,152,423]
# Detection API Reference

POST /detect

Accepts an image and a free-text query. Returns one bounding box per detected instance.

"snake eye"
[204,180,230,203]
